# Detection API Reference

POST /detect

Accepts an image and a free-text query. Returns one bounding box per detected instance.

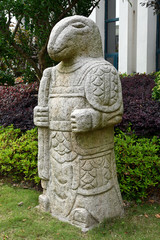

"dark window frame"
[156,14,160,71]
[105,0,119,69]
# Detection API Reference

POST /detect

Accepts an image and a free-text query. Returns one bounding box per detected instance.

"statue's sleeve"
[84,63,123,126]
[85,63,123,114]
[38,68,52,106]
[37,67,52,180]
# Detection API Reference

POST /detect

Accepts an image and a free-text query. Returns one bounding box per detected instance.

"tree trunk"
[38,44,48,74]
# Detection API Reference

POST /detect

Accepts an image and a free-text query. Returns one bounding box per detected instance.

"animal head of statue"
[47,15,103,62]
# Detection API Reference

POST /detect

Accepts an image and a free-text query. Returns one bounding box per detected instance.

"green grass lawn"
[0,183,160,240]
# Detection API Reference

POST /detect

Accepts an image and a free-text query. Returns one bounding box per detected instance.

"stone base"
[38,194,50,212]
[38,186,124,231]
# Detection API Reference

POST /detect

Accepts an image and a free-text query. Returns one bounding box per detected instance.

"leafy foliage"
[1,72,160,136]
[0,82,38,130]
[1,71,160,135]
[0,69,15,85]
[0,0,101,82]
[119,73,160,137]
[115,129,160,201]
[0,125,160,201]
[141,0,160,14]
[152,71,160,101]
[0,125,39,184]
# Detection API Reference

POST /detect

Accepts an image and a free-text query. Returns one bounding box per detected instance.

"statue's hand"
[71,109,92,133]
[34,106,49,127]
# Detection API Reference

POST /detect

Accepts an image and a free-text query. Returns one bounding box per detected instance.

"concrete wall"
[119,0,137,73]
[136,0,157,73]
[89,0,105,53]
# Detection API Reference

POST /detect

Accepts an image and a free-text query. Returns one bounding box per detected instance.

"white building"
[90,0,159,74]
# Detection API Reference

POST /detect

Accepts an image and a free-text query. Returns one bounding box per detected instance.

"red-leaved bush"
[0,73,160,136]
[0,82,38,131]
[118,73,160,136]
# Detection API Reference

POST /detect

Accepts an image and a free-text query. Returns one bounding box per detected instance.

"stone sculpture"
[34,15,124,231]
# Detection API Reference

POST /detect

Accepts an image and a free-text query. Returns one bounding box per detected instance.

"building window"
[105,0,119,69]
[156,15,160,71]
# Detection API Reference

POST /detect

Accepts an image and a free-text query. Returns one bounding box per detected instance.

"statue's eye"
[72,22,86,28]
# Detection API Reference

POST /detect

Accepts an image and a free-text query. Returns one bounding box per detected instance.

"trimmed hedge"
[152,71,160,101]
[0,125,39,184]
[0,73,160,136]
[118,73,160,137]
[0,83,38,131]
[115,129,160,201]
[0,125,160,201]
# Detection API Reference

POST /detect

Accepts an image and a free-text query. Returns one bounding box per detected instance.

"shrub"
[0,125,160,201]
[119,73,160,137]
[1,72,160,135]
[152,71,160,101]
[0,125,39,184]
[115,129,160,201]
[0,82,38,131]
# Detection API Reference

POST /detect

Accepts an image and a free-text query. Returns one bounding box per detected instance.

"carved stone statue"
[34,15,124,231]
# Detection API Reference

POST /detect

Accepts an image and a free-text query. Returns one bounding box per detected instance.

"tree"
[140,0,160,14]
[126,0,160,13]
[0,0,100,82]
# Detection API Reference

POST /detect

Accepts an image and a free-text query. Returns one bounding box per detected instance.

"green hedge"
[115,129,160,201]
[0,125,160,201]
[152,71,160,101]
[0,125,39,184]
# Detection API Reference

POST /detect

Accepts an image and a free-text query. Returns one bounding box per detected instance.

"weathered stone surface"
[34,15,124,231]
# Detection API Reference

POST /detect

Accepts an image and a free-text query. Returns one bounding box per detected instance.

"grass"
[0,183,160,240]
